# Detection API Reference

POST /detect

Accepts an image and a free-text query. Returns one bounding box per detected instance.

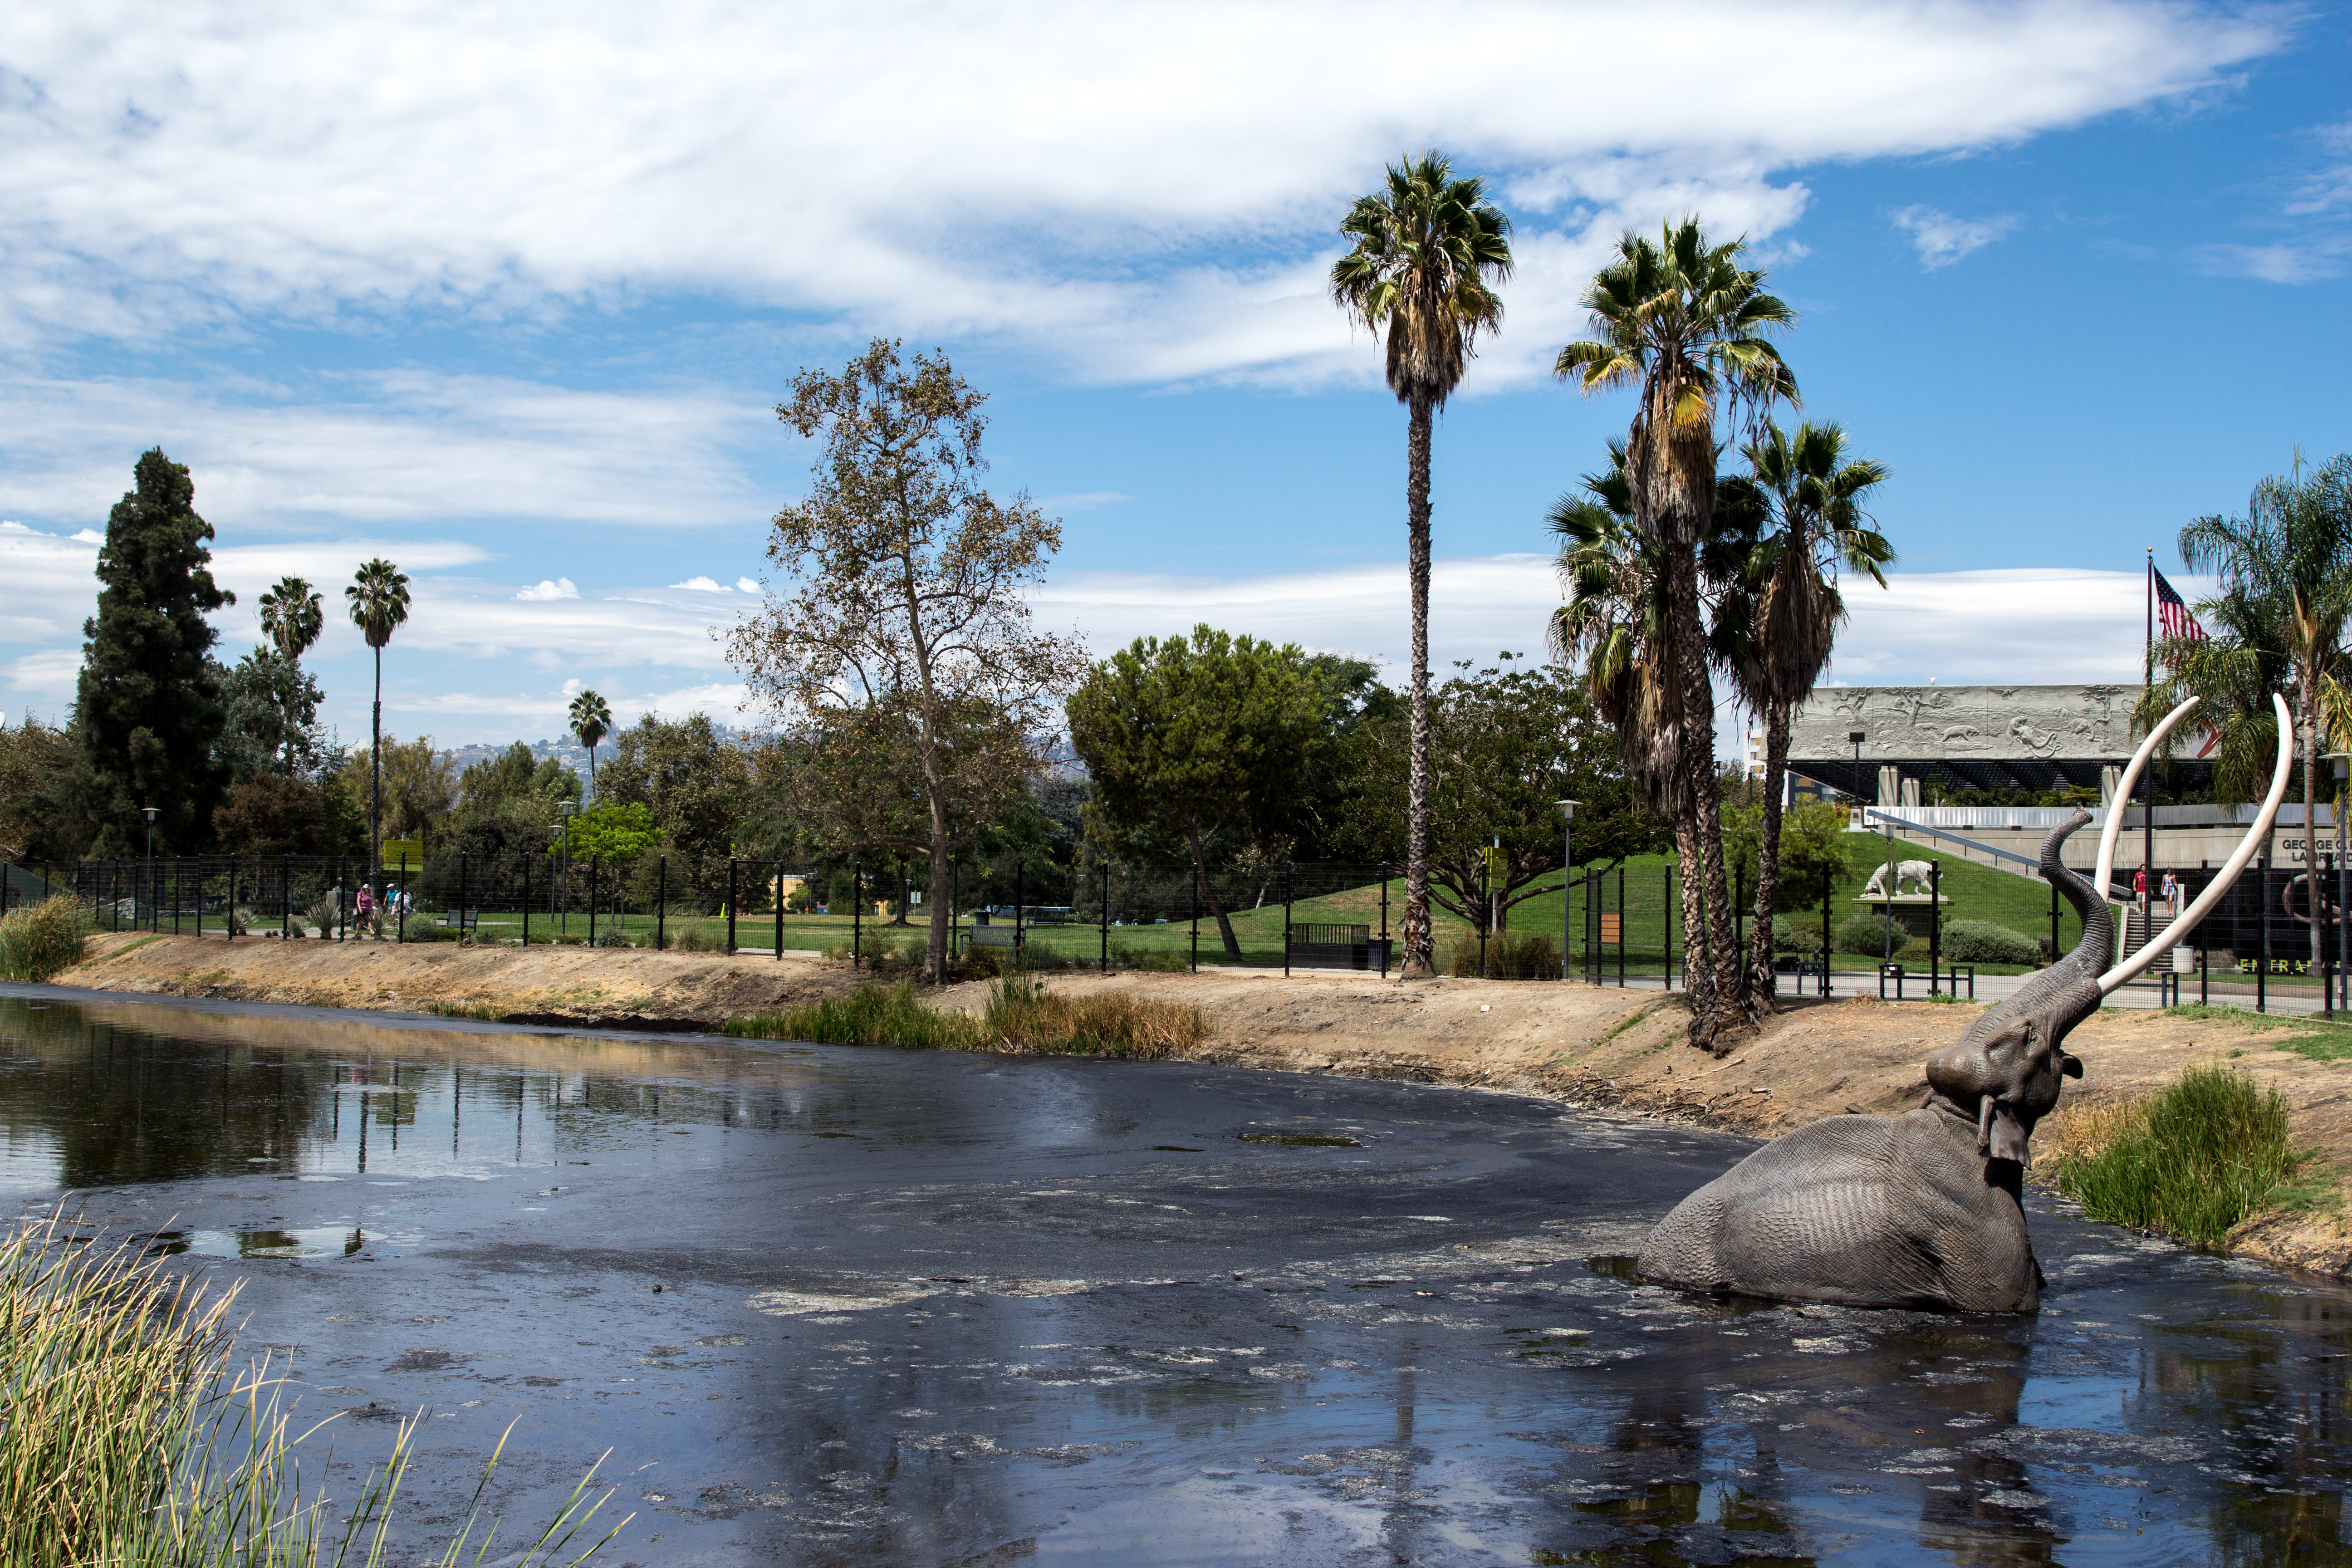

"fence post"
[1100,862,1110,975]
[773,862,784,960]
[1820,861,1833,997]
[2259,853,2269,1014]
[281,854,290,941]
[1666,865,1676,991]
[398,852,409,942]
[1618,864,1627,988]
[1930,861,1941,994]
[1014,860,1024,960]
[334,855,345,941]
[1191,867,1200,975]
[2049,880,2059,969]
[1733,862,1745,986]
[853,861,862,970]
[522,852,532,947]
[589,858,600,946]
[1379,865,1389,978]
[657,856,667,951]
[727,858,738,956]
[226,854,235,940]
[1281,863,1292,978]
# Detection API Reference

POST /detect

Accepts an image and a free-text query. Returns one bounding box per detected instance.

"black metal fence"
[1,852,1782,985]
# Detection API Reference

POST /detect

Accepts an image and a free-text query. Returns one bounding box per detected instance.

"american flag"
[2154,568,2206,645]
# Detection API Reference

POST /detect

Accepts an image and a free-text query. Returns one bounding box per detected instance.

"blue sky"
[1,1,2347,749]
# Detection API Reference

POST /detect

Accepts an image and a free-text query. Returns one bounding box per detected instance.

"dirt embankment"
[54,932,2352,1280]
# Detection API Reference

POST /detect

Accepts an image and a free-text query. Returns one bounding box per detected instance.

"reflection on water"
[3,993,2352,1565]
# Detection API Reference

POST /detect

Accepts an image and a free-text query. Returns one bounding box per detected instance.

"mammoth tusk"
[2093,696,2203,904]
[2097,690,2296,995]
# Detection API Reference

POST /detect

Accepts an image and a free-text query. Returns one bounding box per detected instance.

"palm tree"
[1555,220,1796,1044]
[1330,150,1513,979]
[2143,456,2352,985]
[345,558,412,895]
[569,689,613,800]
[1727,422,1892,1007]
[258,576,323,662]
[256,575,326,772]
[1550,443,1716,1019]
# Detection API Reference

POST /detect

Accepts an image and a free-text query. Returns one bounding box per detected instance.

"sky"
[1,0,2348,752]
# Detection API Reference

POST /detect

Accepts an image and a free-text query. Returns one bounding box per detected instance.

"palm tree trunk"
[1669,560,1741,1043]
[369,644,382,904]
[1400,391,1437,980]
[1748,699,1793,1012]
[1675,802,1713,1020]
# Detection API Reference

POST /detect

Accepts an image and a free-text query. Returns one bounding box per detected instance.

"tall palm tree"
[256,575,325,771]
[1330,150,1513,979]
[2143,456,2352,984]
[1728,422,1892,1006]
[345,558,412,895]
[569,689,613,800]
[1555,220,1796,1044]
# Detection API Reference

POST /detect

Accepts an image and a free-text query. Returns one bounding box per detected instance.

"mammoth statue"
[1860,859,1937,898]
[1637,694,2292,1313]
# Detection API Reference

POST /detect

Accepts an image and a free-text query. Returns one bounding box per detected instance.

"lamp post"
[141,806,157,932]
[558,800,577,936]
[1556,800,1578,983]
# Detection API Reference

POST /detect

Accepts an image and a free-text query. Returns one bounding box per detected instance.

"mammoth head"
[1923,811,2106,1167]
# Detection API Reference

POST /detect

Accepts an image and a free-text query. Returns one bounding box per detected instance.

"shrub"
[1941,918,2040,966]
[1112,943,1190,973]
[304,894,343,936]
[1770,916,1823,957]
[2050,1067,2311,1249]
[1445,933,1559,979]
[594,924,631,948]
[401,922,464,944]
[1833,912,1915,959]
[670,926,715,953]
[0,897,88,982]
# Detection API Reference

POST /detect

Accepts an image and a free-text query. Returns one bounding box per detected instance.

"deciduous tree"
[727,340,1086,981]
[1067,626,1329,960]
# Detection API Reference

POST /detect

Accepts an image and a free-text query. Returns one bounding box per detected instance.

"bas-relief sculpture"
[1637,695,2293,1314]
[1785,684,2139,764]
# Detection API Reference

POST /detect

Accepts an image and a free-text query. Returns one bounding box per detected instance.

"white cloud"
[0,2,2280,386]
[670,577,728,592]
[2192,239,2351,284]
[1889,205,2020,269]
[516,578,579,601]
[734,577,761,594]
[0,372,776,533]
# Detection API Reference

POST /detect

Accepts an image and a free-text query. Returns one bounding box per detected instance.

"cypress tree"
[71,449,234,855]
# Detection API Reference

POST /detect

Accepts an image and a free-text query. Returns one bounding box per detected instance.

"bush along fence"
[0,851,1870,991]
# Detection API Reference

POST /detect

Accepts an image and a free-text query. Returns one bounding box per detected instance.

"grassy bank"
[726,975,1209,1058]
[2047,1067,2323,1249]
[0,1210,623,1566]
[0,896,88,982]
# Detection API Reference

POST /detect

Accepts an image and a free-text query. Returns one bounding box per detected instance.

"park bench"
[1287,922,1391,972]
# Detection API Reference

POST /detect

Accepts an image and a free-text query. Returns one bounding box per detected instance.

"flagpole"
[2144,547,2156,944]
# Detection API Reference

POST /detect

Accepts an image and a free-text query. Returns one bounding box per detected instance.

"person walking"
[2161,868,2180,919]
[2133,866,2149,915]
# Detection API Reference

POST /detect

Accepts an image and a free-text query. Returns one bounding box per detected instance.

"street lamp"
[1556,800,1578,983]
[141,806,157,933]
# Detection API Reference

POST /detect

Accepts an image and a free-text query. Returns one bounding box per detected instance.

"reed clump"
[0,895,88,982]
[2048,1066,2313,1250]
[725,976,1208,1059]
[0,1209,624,1567]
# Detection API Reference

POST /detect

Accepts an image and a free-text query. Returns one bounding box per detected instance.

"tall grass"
[725,976,1208,1059]
[0,1210,625,1566]
[0,894,89,982]
[2048,1067,2313,1249]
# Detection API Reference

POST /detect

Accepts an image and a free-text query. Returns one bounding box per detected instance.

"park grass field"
[427,831,2101,975]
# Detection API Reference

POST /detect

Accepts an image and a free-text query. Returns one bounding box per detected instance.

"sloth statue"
[1635,695,2289,1313]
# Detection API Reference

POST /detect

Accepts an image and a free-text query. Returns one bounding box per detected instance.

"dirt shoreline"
[48,931,2352,1281]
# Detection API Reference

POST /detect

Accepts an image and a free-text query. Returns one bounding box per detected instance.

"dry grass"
[727,975,1209,1058]
[0,895,89,982]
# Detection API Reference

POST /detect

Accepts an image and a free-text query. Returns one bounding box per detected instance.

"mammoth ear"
[1987,1102,2034,1165]
[2060,1051,2083,1080]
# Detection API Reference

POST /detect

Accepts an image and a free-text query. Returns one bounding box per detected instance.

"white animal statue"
[1862,859,1938,898]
